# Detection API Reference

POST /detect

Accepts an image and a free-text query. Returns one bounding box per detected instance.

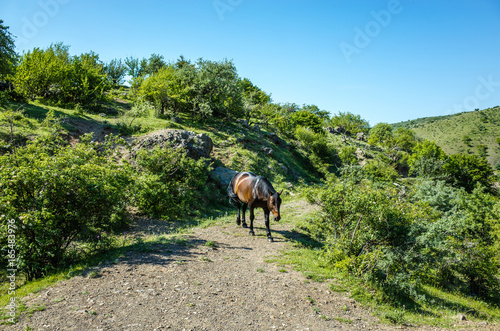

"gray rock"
[210,167,238,188]
[133,129,213,159]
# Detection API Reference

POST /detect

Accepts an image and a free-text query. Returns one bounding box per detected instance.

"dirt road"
[5,200,494,330]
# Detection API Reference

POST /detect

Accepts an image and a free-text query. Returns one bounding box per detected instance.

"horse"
[227,172,283,242]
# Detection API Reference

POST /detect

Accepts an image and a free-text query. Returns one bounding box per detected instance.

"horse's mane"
[252,175,276,198]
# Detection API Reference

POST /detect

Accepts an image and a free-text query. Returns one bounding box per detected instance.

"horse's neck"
[252,176,273,200]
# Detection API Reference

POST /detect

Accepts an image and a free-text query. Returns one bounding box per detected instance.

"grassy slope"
[392,106,500,167]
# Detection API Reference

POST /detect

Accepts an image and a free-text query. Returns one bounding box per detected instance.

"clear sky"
[1,0,500,125]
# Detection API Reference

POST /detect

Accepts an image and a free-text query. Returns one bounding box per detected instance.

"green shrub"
[305,177,436,301]
[0,135,130,280]
[132,146,211,218]
[412,180,500,297]
[362,159,399,183]
[338,146,357,165]
[443,153,495,193]
[295,127,336,162]
[408,140,447,178]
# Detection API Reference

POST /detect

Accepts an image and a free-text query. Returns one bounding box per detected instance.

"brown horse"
[228,172,282,242]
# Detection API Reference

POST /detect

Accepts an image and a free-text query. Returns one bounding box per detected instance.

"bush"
[132,146,212,218]
[408,140,447,178]
[0,135,130,280]
[412,180,500,297]
[443,153,495,193]
[363,159,399,183]
[338,145,357,165]
[305,177,436,301]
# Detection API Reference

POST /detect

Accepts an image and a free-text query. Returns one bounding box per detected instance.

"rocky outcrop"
[133,129,213,159]
[210,166,238,188]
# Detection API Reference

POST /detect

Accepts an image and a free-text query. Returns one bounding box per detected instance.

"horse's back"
[233,172,257,204]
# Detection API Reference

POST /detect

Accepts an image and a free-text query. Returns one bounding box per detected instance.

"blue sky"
[1,0,500,125]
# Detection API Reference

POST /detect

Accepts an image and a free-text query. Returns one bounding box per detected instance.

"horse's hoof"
[249,230,255,236]
[236,219,241,226]
[242,223,248,228]
[268,237,274,242]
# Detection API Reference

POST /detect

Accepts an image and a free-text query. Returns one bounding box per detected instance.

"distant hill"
[392,106,500,169]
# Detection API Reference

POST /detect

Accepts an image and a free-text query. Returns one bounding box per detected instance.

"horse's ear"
[279,189,283,195]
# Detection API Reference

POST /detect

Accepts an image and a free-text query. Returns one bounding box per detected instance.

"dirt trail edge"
[6,200,491,331]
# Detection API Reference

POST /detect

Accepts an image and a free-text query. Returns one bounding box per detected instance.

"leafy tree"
[330,112,370,135]
[0,20,17,80]
[291,109,323,133]
[408,140,447,178]
[145,53,166,76]
[443,153,495,193]
[61,51,110,109]
[393,127,418,152]
[301,104,330,120]
[239,77,271,107]
[138,64,192,117]
[192,58,243,118]
[368,123,393,147]
[105,58,127,85]
[13,46,66,101]
[13,45,110,110]
[125,56,140,78]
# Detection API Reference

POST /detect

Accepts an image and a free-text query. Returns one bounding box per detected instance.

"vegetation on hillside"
[1,21,499,327]
[393,106,500,169]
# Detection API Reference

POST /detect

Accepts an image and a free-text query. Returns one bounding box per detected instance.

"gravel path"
[5,201,496,330]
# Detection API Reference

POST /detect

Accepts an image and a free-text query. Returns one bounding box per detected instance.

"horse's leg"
[264,210,273,242]
[248,205,255,236]
[235,201,241,226]
[241,203,248,228]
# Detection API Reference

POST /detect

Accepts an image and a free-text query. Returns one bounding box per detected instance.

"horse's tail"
[227,173,240,207]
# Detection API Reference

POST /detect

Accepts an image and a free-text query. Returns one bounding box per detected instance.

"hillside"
[392,106,500,168]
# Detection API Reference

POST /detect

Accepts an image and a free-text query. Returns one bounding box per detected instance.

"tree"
[443,153,495,193]
[368,123,393,147]
[13,45,110,110]
[192,58,243,118]
[125,56,140,78]
[13,46,66,101]
[291,109,323,133]
[239,77,271,108]
[105,59,127,85]
[0,20,17,80]
[393,127,418,152]
[408,140,447,178]
[330,112,370,135]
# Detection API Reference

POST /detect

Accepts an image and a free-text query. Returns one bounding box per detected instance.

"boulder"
[133,129,213,159]
[210,166,238,188]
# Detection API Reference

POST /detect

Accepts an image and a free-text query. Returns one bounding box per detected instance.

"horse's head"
[268,189,283,222]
